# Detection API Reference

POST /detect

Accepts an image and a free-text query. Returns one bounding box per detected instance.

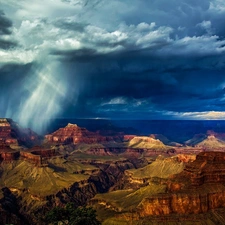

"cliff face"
[45,123,122,144]
[89,152,225,224]
[139,184,225,216]
[138,151,225,217]
[0,118,40,148]
[0,151,20,161]
[0,119,18,146]
[20,146,60,166]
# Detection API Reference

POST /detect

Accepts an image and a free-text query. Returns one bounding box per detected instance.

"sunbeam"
[13,61,67,133]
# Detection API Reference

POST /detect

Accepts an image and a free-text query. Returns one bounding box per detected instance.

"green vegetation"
[0,158,96,197]
[44,203,101,225]
[127,156,184,179]
[91,156,185,224]
[71,152,126,161]
[93,183,166,213]
[73,143,105,153]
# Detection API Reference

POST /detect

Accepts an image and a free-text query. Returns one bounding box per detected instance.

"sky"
[1,0,225,132]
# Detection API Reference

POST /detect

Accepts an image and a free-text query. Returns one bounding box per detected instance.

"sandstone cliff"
[45,123,122,145]
[136,151,225,223]
[90,152,225,224]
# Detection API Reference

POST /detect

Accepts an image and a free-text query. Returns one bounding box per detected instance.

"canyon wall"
[138,151,225,217]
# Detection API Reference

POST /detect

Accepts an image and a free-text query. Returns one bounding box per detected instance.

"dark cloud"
[2,0,225,130]
[0,10,13,35]
[51,48,98,61]
[0,38,17,49]
[53,19,87,32]
[0,10,17,50]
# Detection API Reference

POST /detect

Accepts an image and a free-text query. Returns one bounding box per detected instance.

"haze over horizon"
[1,0,225,132]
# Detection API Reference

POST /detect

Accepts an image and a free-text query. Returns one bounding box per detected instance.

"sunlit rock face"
[45,123,122,144]
[185,130,225,150]
[138,151,225,216]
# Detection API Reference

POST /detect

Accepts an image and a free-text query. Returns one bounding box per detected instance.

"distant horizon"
[49,118,225,121]
[2,1,225,133]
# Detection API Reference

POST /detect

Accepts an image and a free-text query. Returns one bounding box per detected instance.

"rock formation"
[0,118,40,148]
[0,119,18,146]
[0,155,148,224]
[20,147,59,166]
[45,123,122,144]
[126,136,167,149]
[138,151,225,219]
[0,150,20,161]
[185,131,225,150]
[150,134,183,146]
[89,152,225,224]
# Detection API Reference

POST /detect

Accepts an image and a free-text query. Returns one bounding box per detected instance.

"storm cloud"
[1,0,225,132]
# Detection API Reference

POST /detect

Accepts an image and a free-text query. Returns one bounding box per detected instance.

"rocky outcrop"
[46,159,145,208]
[126,136,167,149]
[0,157,148,224]
[0,119,18,146]
[124,156,184,188]
[123,135,137,141]
[150,134,183,146]
[183,151,225,186]
[76,146,176,158]
[45,123,122,144]
[0,145,58,165]
[139,184,225,216]
[20,151,42,166]
[185,131,225,150]
[0,118,40,148]
[0,150,20,161]
[20,147,59,166]
[0,144,20,161]
[138,151,225,217]
[175,154,196,163]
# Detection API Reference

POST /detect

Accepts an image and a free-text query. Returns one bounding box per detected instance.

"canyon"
[1,119,225,224]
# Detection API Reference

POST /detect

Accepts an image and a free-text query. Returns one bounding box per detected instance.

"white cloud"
[160,35,225,56]
[1,0,225,66]
[209,0,225,12]
[0,14,176,64]
[197,20,212,34]
[165,111,225,120]
[102,97,127,105]
[0,49,37,66]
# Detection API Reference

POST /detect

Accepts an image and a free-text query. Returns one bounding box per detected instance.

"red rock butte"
[45,123,122,144]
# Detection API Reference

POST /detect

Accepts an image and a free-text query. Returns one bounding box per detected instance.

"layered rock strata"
[138,151,225,217]
[20,147,59,166]
[45,123,122,144]
[0,118,39,147]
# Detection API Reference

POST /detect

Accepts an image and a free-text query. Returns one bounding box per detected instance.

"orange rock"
[138,151,225,216]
